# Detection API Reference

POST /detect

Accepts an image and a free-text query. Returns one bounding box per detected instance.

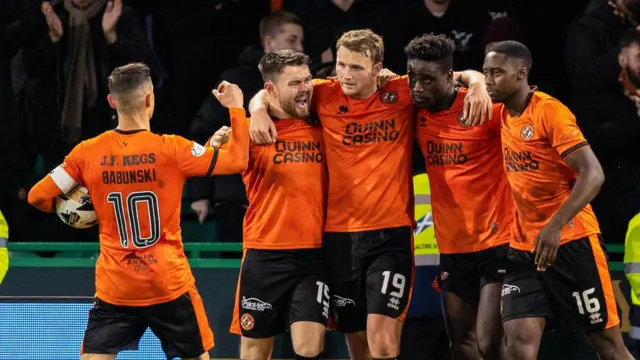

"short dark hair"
[488,40,532,69]
[108,63,152,112]
[404,33,455,71]
[108,62,151,95]
[259,10,303,41]
[621,28,640,48]
[336,29,384,63]
[259,49,310,82]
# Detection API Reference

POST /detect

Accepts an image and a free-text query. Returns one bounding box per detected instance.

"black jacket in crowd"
[21,2,147,165]
[0,9,47,196]
[565,2,640,190]
[187,46,265,205]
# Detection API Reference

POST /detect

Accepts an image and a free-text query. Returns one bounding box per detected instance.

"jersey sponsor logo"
[457,112,471,128]
[381,90,398,104]
[503,147,539,172]
[501,284,521,297]
[425,141,468,166]
[191,142,206,157]
[331,295,356,307]
[520,124,535,141]
[273,140,324,164]
[241,296,273,311]
[240,313,255,331]
[124,253,158,272]
[341,119,400,146]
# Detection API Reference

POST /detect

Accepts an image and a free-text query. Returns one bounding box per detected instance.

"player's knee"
[587,328,634,360]
[502,332,538,360]
[292,342,323,358]
[240,337,272,360]
[476,331,500,360]
[345,332,371,360]
[368,329,399,358]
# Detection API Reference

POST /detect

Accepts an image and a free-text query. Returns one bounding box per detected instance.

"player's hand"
[210,126,231,148]
[41,2,63,43]
[377,68,399,88]
[249,110,277,145]
[532,224,562,271]
[631,90,640,118]
[464,81,493,126]
[190,199,210,224]
[213,81,244,109]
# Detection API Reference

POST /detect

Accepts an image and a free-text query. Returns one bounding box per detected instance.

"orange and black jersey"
[242,117,327,250]
[28,108,249,306]
[499,90,600,251]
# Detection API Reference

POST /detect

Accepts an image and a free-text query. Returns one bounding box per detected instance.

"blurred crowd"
[1,0,640,256]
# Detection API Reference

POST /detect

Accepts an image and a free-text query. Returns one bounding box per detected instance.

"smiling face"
[407,58,453,109]
[269,65,313,118]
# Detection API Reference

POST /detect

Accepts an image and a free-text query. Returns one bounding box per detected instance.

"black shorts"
[81,287,214,359]
[323,226,414,333]
[231,248,329,338]
[437,243,509,304]
[501,235,620,332]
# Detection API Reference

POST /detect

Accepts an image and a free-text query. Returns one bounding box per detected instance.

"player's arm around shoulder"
[27,142,84,212]
[210,81,250,174]
[454,70,493,126]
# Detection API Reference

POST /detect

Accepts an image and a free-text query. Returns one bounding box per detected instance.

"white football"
[55,186,97,229]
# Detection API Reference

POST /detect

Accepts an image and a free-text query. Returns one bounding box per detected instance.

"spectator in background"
[22,0,147,169]
[405,0,506,70]
[188,11,303,253]
[482,16,523,55]
[565,0,640,246]
[0,1,48,243]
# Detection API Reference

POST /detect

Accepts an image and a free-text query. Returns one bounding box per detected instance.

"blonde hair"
[336,29,384,63]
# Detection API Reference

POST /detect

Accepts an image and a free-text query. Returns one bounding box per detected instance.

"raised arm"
[176,82,249,176]
[248,89,278,145]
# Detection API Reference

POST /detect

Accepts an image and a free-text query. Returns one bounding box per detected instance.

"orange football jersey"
[500,90,600,251]
[312,77,414,232]
[416,87,514,254]
[28,108,249,306]
[242,118,327,249]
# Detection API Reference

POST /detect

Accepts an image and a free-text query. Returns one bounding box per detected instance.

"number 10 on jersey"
[107,191,161,248]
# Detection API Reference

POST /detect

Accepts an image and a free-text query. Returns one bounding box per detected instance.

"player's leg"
[364,226,414,359]
[231,249,295,360]
[437,253,481,360]
[80,298,147,360]
[500,248,552,360]
[288,249,330,358]
[475,244,510,359]
[323,232,370,360]
[547,235,633,360]
[144,286,214,360]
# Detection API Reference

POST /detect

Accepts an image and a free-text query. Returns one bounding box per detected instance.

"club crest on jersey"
[381,90,398,104]
[457,112,471,128]
[240,313,254,331]
[520,124,535,141]
[191,142,206,157]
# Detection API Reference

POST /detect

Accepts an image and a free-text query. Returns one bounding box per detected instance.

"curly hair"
[404,33,455,71]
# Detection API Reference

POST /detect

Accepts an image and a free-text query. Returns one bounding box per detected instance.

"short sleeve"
[539,99,589,159]
[51,143,84,192]
[169,135,219,178]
